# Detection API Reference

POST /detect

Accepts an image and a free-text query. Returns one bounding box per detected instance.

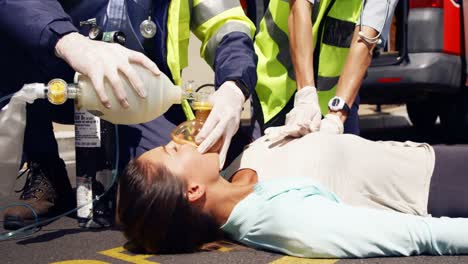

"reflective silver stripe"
[264,8,295,80]
[205,21,253,67]
[316,76,339,91]
[191,0,239,29]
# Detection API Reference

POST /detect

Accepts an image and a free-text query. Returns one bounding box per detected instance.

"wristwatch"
[328,96,351,114]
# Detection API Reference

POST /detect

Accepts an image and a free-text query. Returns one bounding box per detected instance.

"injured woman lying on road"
[117,133,468,258]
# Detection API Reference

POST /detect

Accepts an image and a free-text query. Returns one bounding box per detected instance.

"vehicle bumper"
[360,53,462,104]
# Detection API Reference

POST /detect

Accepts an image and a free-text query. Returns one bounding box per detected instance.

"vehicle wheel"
[406,101,439,129]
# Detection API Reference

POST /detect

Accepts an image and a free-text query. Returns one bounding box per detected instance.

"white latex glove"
[196,81,245,169]
[264,86,321,142]
[55,32,161,108]
[319,113,344,134]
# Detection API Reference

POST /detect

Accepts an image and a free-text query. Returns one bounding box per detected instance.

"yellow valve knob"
[47,79,68,105]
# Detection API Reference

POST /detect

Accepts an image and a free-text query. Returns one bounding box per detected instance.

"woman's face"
[138,141,220,184]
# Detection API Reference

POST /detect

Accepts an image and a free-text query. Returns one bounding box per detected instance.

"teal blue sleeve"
[236,192,468,258]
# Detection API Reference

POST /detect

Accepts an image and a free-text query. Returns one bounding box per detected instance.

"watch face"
[331,98,340,107]
[329,96,345,111]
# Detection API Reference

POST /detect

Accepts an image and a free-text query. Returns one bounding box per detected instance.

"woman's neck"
[231,168,258,185]
[206,177,256,225]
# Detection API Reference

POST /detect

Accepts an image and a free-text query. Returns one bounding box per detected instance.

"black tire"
[406,100,439,129]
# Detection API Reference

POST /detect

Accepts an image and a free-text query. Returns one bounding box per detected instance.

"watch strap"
[342,101,351,114]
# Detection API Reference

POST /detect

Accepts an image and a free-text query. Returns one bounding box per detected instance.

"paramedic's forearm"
[333,26,378,122]
[289,0,315,89]
[0,0,77,54]
[213,32,257,94]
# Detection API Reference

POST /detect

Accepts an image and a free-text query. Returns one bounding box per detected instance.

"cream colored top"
[224,133,435,216]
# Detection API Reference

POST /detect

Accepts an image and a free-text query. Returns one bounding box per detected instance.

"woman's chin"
[203,152,220,172]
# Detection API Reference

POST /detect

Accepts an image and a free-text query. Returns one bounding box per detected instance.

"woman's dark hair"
[117,157,222,254]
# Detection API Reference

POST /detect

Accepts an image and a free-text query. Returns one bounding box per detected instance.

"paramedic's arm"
[289,0,315,89]
[261,0,322,138]
[0,0,77,72]
[0,0,159,108]
[332,0,399,122]
[243,196,468,258]
[191,2,257,168]
[190,2,257,95]
[332,26,377,122]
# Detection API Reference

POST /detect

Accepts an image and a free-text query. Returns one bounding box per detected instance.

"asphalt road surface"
[1,106,468,264]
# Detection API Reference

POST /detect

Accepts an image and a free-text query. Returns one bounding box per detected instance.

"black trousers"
[23,100,74,161]
[427,145,468,217]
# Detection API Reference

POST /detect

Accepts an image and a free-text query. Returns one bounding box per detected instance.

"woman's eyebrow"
[162,146,169,155]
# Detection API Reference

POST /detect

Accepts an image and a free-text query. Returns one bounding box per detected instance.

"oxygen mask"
[171,91,213,146]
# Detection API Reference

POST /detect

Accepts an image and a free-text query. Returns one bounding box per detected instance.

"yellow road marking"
[201,240,240,252]
[217,246,233,252]
[270,256,338,264]
[99,247,158,264]
[54,244,338,264]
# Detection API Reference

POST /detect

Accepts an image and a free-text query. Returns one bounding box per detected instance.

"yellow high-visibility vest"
[254,0,362,126]
[167,0,256,86]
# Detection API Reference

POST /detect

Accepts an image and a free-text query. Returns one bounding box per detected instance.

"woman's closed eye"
[165,141,180,155]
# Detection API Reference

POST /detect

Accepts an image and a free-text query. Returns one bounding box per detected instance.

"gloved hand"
[55,32,161,108]
[319,113,344,134]
[196,81,245,169]
[264,86,321,142]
